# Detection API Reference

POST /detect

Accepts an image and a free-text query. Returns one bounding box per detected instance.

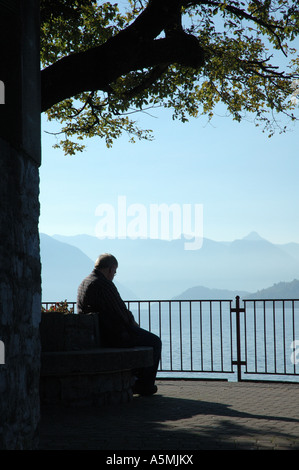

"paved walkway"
[39,380,299,451]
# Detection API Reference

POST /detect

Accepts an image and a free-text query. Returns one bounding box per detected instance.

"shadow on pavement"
[39,391,299,450]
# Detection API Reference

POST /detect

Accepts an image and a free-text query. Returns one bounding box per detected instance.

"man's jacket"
[77,268,137,346]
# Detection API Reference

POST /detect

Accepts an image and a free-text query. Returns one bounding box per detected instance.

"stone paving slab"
[38,380,299,451]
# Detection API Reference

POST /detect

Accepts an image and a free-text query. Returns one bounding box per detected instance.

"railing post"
[231,296,246,382]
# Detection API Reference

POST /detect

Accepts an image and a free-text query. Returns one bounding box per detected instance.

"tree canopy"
[40,0,299,155]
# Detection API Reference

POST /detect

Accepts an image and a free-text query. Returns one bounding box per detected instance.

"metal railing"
[242,298,299,381]
[126,298,235,380]
[41,296,299,382]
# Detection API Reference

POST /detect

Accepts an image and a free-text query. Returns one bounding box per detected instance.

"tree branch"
[41,0,204,112]
[183,0,287,54]
[123,64,170,100]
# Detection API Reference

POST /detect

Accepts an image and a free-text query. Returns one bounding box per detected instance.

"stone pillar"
[0,0,41,449]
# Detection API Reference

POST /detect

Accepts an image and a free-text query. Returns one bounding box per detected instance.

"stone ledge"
[40,347,153,407]
[39,313,154,406]
[40,370,136,407]
[40,347,153,376]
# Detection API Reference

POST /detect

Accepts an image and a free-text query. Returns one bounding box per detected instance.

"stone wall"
[0,146,41,449]
[0,0,41,449]
[39,313,154,407]
[41,367,136,407]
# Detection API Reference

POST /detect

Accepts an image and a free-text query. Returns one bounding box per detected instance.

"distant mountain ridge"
[40,233,138,302]
[174,279,299,300]
[242,231,267,241]
[40,231,299,301]
[246,279,299,299]
[173,286,249,300]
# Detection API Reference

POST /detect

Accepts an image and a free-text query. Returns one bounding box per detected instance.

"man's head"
[95,253,118,281]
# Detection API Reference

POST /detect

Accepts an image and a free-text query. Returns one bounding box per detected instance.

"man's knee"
[149,331,162,350]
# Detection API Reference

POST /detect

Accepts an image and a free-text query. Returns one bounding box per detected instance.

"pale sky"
[39,6,299,247]
[39,99,299,246]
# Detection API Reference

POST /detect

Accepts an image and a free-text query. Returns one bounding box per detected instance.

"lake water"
[126,299,299,383]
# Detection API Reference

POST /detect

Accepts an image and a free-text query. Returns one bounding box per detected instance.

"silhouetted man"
[77,253,161,396]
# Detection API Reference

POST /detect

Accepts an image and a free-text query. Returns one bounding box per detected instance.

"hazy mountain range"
[40,231,299,302]
[173,280,299,300]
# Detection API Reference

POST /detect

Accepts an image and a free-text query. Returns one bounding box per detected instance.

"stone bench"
[39,312,153,406]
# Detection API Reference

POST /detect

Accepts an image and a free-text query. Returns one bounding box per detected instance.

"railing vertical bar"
[231,296,245,382]
[159,301,162,364]
[169,301,173,371]
[138,301,141,325]
[229,301,234,372]
[236,297,241,381]
[158,301,162,371]
[200,301,203,371]
[189,301,193,371]
[244,302,248,373]
[273,300,277,374]
[179,301,183,371]
[264,300,267,373]
[158,301,162,338]
[148,301,151,332]
[254,301,257,373]
[292,300,296,374]
[210,301,213,371]
[282,300,286,374]
[219,301,223,372]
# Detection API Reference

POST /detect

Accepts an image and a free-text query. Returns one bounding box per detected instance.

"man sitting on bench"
[77,253,162,396]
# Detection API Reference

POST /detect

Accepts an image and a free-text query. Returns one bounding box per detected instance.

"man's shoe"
[140,385,158,396]
[133,384,158,396]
